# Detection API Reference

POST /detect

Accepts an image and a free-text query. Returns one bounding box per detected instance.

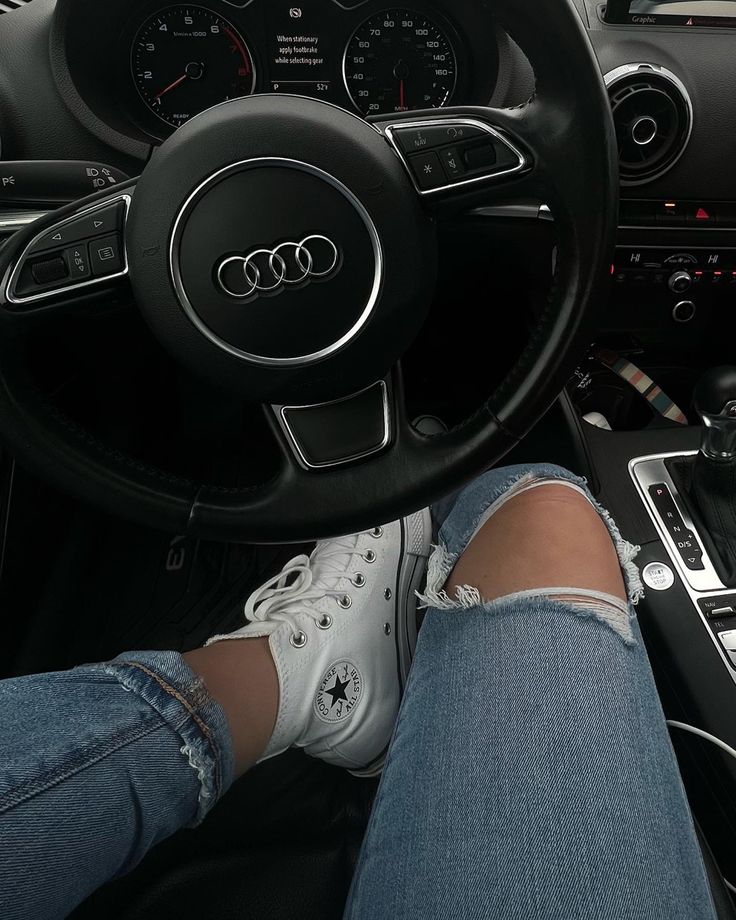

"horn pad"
[126,95,436,404]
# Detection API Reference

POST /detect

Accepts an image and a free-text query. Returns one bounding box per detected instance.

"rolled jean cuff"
[102,651,235,825]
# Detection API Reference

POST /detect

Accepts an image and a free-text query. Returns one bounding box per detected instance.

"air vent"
[0,0,32,13]
[605,64,693,186]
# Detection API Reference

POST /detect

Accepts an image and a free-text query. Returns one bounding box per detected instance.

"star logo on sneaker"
[314,660,363,724]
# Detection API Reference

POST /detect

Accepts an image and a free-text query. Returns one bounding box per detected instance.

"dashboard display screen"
[121,0,500,139]
[266,4,333,100]
[613,0,736,24]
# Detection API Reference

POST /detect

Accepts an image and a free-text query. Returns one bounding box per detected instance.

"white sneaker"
[207,510,432,776]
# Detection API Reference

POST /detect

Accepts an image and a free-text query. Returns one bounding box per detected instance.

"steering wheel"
[0,0,617,544]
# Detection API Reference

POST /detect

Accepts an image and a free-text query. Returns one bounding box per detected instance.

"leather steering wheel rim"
[0,0,618,543]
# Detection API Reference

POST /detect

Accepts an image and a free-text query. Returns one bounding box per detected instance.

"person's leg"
[0,643,271,920]
[345,464,717,920]
[0,512,431,920]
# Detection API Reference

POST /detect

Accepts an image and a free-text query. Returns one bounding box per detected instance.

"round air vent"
[605,64,693,186]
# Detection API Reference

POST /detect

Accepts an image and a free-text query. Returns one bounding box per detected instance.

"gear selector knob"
[694,366,736,461]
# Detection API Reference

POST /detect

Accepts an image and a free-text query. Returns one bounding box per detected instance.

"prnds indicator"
[132,6,256,128]
[344,9,457,116]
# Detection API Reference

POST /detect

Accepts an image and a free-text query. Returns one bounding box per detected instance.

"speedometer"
[132,6,255,129]
[343,9,457,116]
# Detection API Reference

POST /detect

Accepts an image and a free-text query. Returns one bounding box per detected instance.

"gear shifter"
[695,366,736,461]
[689,367,736,585]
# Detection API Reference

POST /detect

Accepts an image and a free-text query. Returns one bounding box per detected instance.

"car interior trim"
[384,117,528,197]
[630,451,736,687]
[273,379,391,471]
[0,211,51,234]
[604,62,694,185]
[5,193,132,305]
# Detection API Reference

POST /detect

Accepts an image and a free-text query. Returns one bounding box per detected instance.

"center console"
[613,201,736,330]
[631,453,736,672]
[571,391,736,898]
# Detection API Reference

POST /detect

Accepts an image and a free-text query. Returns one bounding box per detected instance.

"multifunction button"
[387,120,526,194]
[30,201,124,254]
[392,123,486,155]
[89,235,124,276]
[8,198,128,305]
[648,482,705,571]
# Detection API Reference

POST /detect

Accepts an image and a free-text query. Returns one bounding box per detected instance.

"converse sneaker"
[207,510,432,776]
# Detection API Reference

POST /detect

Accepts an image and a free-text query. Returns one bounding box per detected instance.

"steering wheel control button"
[64,244,91,281]
[440,148,466,180]
[6,193,131,307]
[462,141,498,171]
[30,256,68,287]
[90,235,124,276]
[642,562,675,592]
[385,119,527,196]
[392,124,485,155]
[410,152,446,190]
[29,201,125,255]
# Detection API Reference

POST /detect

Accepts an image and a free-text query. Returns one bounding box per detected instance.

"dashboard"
[57,0,500,144]
[2,0,736,346]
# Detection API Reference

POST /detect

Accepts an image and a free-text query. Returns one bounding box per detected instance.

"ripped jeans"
[0,465,717,920]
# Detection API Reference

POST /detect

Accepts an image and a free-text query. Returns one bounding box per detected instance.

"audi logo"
[216,235,340,299]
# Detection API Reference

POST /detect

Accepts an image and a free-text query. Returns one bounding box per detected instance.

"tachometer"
[344,9,457,116]
[132,6,255,128]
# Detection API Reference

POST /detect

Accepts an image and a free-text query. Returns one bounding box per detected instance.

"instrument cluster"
[61,0,500,144]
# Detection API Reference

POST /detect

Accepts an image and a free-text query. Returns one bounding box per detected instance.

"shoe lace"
[244,535,366,633]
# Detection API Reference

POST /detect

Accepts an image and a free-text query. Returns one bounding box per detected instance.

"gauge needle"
[154,73,188,102]
[399,79,406,110]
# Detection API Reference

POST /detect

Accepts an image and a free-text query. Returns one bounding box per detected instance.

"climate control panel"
[613,246,736,290]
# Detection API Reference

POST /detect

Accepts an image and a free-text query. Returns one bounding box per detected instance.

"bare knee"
[445,483,627,605]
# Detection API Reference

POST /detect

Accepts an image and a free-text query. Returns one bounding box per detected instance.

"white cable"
[666,719,736,764]
[666,720,736,897]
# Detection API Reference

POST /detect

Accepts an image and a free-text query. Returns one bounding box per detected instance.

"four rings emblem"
[216,234,341,300]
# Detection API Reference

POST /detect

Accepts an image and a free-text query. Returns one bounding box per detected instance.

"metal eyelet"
[290,631,307,649]
[384,588,392,600]
[370,526,383,538]
[352,573,366,587]
[337,594,352,609]
[363,549,376,564]
[317,614,333,630]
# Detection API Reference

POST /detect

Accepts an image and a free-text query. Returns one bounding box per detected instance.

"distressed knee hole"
[417,575,635,643]
[418,474,644,641]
